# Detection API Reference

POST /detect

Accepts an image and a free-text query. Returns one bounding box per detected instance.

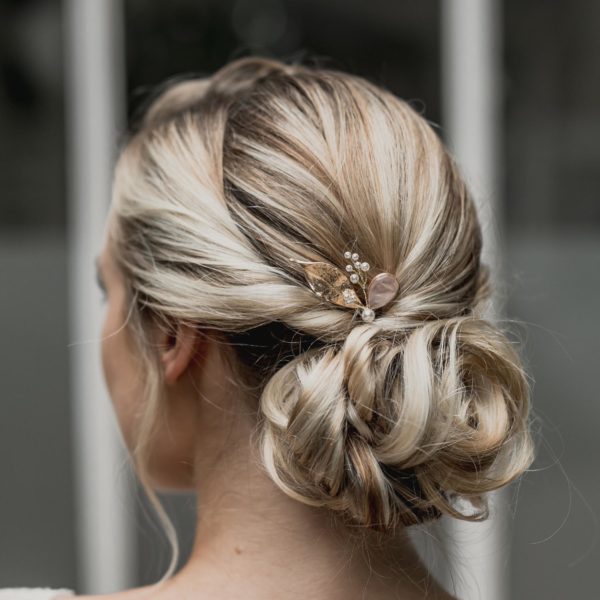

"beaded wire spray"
[288,250,400,322]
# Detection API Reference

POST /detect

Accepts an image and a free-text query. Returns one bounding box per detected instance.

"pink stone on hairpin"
[289,250,399,322]
[367,272,400,309]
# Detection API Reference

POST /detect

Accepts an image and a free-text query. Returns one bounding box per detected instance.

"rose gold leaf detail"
[299,262,364,309]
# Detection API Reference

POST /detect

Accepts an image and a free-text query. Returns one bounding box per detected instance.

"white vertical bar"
[441,1,510,600]
[64,0,134,593]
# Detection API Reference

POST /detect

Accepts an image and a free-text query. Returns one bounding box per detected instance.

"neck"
[144,345,453,600]
[153,424,451,600]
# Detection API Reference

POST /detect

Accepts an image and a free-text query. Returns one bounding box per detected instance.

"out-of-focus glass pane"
[0,0,66,230]
[505,1,600,598]
[124,0,441,124]
[505,2,600,231]
[0,0,76,589]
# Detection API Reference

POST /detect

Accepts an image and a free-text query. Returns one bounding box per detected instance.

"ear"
[158,321,203,386]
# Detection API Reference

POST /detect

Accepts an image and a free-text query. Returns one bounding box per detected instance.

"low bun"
[259,315,534,532]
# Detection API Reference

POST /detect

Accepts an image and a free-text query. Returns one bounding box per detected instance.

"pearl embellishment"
[361,307,375,322]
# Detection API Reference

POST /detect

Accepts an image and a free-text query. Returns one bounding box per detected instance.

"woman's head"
[101,56,534,541]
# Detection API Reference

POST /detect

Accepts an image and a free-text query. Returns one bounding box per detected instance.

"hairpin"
[288,250,400,322]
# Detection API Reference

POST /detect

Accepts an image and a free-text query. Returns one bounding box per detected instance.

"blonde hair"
[108,56,535,579]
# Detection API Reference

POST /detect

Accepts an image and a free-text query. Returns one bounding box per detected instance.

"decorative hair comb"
[289,250,400,322]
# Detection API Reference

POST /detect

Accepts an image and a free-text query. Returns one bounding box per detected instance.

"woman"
[3,57,535,599]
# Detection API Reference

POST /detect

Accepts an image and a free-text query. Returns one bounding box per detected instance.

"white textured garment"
[0,589,75,599]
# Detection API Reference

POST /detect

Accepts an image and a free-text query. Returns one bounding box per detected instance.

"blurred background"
[0,1,598,599]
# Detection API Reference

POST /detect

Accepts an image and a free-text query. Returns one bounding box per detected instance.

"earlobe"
[160,323,202,385]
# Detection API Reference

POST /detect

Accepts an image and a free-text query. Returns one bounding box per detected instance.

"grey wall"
[0,233,76,587]
[506,232,600,600]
